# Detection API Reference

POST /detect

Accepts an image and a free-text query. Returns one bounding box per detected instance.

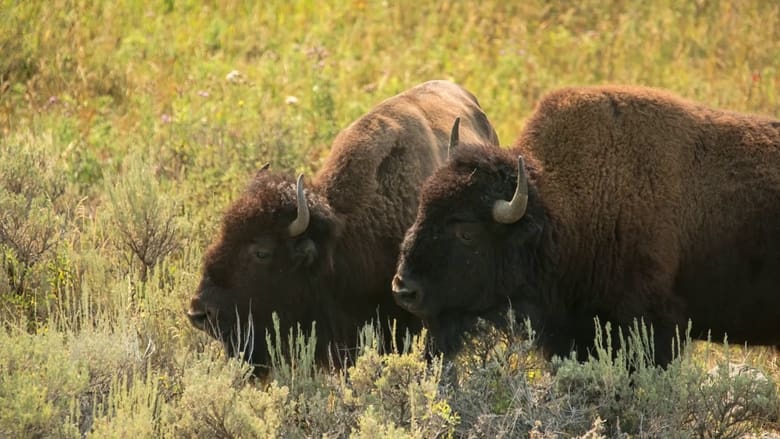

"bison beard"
[393,85,780,366]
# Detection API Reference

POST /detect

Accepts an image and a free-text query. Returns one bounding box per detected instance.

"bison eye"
[456,229,473,243]
[453,222,483,246]
[248,239,276,264]
[254,249,272,261]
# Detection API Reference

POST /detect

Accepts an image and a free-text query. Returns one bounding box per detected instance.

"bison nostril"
[187,299,218,331]
[392,274,424,309]
[391,274,403,289]
[187,309,208,330]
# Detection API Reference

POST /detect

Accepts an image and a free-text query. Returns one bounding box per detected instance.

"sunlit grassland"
[1,0,779,436]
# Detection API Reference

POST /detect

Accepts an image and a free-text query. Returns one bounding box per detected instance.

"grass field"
[1,0,779,437]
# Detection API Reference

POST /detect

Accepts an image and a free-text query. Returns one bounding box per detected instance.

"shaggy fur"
[394,85,780,365]
[187,80,500,374]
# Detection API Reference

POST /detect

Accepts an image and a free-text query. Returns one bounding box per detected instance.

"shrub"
[684,350,779,439]
[88,367,166,439]
[265,312,320,395]
[448,316,591,437]
[0,327,88,438]
[0,132,71,322]
[343,327,459,438]
[351,405,413,439]
[552,321,780,438]
[448,317,780,438]
[167,350,289,439]
[106,154,183,282]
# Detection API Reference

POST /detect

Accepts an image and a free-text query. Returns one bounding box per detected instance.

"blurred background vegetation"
[1,0,779,437]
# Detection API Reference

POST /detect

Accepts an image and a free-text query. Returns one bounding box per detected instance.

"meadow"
[1,0,780,437]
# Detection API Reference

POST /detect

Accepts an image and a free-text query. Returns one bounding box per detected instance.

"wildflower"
[226,70,243,83]
[285,95,299,105]
[161,113,172,123]
[197,90,210,98]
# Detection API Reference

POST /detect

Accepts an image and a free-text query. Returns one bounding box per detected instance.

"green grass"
[1,0,779,436]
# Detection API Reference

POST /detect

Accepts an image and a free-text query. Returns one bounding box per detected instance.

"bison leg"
[613,292,687,367]
[590,315,682,367]
[534,312,607,362]
[535,297,685,367]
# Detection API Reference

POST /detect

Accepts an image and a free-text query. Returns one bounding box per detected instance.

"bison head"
[392,145,548,355]
[187,167,343,374]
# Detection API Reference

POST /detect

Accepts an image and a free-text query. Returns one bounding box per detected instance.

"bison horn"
[254,162,271,179]
[492,155,528,224]
[447,117,460,159]
[288,173,311,237]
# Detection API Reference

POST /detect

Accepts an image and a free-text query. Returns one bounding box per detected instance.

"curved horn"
[492,155,529,224]
[447,117,461,159]
[254,162,271,180]
[288,173,311,237]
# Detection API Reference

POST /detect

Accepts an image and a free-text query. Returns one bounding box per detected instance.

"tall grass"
[1,0,779,436]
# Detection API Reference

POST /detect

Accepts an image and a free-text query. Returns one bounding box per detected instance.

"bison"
[392,85,780,365]
[186,80,500,374]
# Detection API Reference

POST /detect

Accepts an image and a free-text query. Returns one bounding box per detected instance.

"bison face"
[187,171,342,375]
[392,146,545,354]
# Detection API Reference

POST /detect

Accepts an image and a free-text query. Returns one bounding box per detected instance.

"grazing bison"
[187,80,500,374]
[392,85,780,365]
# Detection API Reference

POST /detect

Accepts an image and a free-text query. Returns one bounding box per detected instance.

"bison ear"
[293,238,318,267]
[508,209,543,244]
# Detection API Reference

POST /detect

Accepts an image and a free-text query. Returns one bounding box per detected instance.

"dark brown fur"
[394,85,780,364]
[187,80,500,374]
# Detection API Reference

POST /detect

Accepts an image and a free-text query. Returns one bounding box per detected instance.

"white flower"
[226,70,243,83]
[285,95,299,105]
